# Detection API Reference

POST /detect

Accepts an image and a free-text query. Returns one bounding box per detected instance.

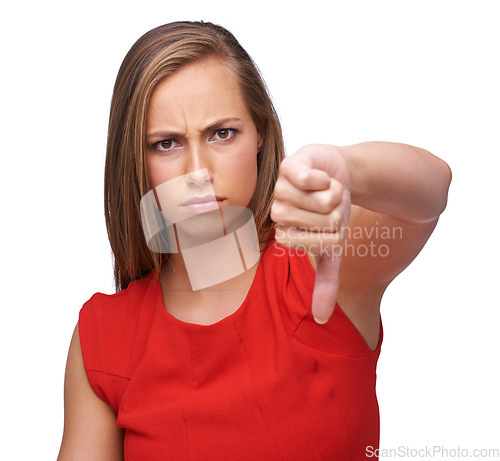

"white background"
[1,0,499,459]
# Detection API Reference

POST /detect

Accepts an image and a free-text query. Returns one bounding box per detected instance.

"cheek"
[146,156,160,188]
[146,156,177,190]
[230,140,258,190]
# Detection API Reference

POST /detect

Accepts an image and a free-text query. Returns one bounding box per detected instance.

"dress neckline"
[153,243,274,330]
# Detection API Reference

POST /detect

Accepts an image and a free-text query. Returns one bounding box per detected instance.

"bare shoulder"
[57,324,124,461]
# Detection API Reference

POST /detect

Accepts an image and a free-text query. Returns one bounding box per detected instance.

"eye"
[160,139,173,149]
[212,128,237,142]
[152,138,180,152]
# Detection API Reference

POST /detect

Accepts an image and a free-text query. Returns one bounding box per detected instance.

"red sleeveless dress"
[79,241,382,460]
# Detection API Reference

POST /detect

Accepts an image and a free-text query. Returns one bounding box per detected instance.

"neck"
[159,252,260,325]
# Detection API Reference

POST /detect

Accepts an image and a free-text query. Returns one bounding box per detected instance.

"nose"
[185,168,211,187]
[184,144,212,187]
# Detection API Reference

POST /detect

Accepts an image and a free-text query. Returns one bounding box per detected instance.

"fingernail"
[314,316,328,325]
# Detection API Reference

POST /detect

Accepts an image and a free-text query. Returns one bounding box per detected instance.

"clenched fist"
[271,144,351,324]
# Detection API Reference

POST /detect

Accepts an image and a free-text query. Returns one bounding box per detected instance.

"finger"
[311,251,342,324]
[273,177,344,214]
[280,160,331,191]
[271,201,345,230]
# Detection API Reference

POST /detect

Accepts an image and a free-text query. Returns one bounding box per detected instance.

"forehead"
[147,59,251,131]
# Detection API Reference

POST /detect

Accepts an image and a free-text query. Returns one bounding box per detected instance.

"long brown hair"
[104,21,285,291]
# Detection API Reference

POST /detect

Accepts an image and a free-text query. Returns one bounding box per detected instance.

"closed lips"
[182,196,225,206]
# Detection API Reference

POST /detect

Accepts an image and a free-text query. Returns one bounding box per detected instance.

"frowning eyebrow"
[146,117,242,139]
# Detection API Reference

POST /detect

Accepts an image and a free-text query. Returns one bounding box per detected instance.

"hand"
[271,144,351,324]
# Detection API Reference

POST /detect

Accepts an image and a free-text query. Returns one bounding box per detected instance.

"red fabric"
[79,241,382,460]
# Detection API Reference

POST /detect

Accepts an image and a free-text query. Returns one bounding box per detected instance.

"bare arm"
[336,142,451,348]
[57,324,124,461]
[340,141,451,223]
[336,141,452,290]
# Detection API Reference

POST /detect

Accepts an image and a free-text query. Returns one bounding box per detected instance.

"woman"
[58,21,451,460]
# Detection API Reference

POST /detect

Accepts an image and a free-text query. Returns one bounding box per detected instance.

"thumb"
[311,250,342,324]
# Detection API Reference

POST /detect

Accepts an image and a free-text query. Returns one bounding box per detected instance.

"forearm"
[337,141,452,222]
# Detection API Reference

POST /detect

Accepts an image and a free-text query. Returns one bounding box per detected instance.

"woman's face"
[145,58,262,232]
